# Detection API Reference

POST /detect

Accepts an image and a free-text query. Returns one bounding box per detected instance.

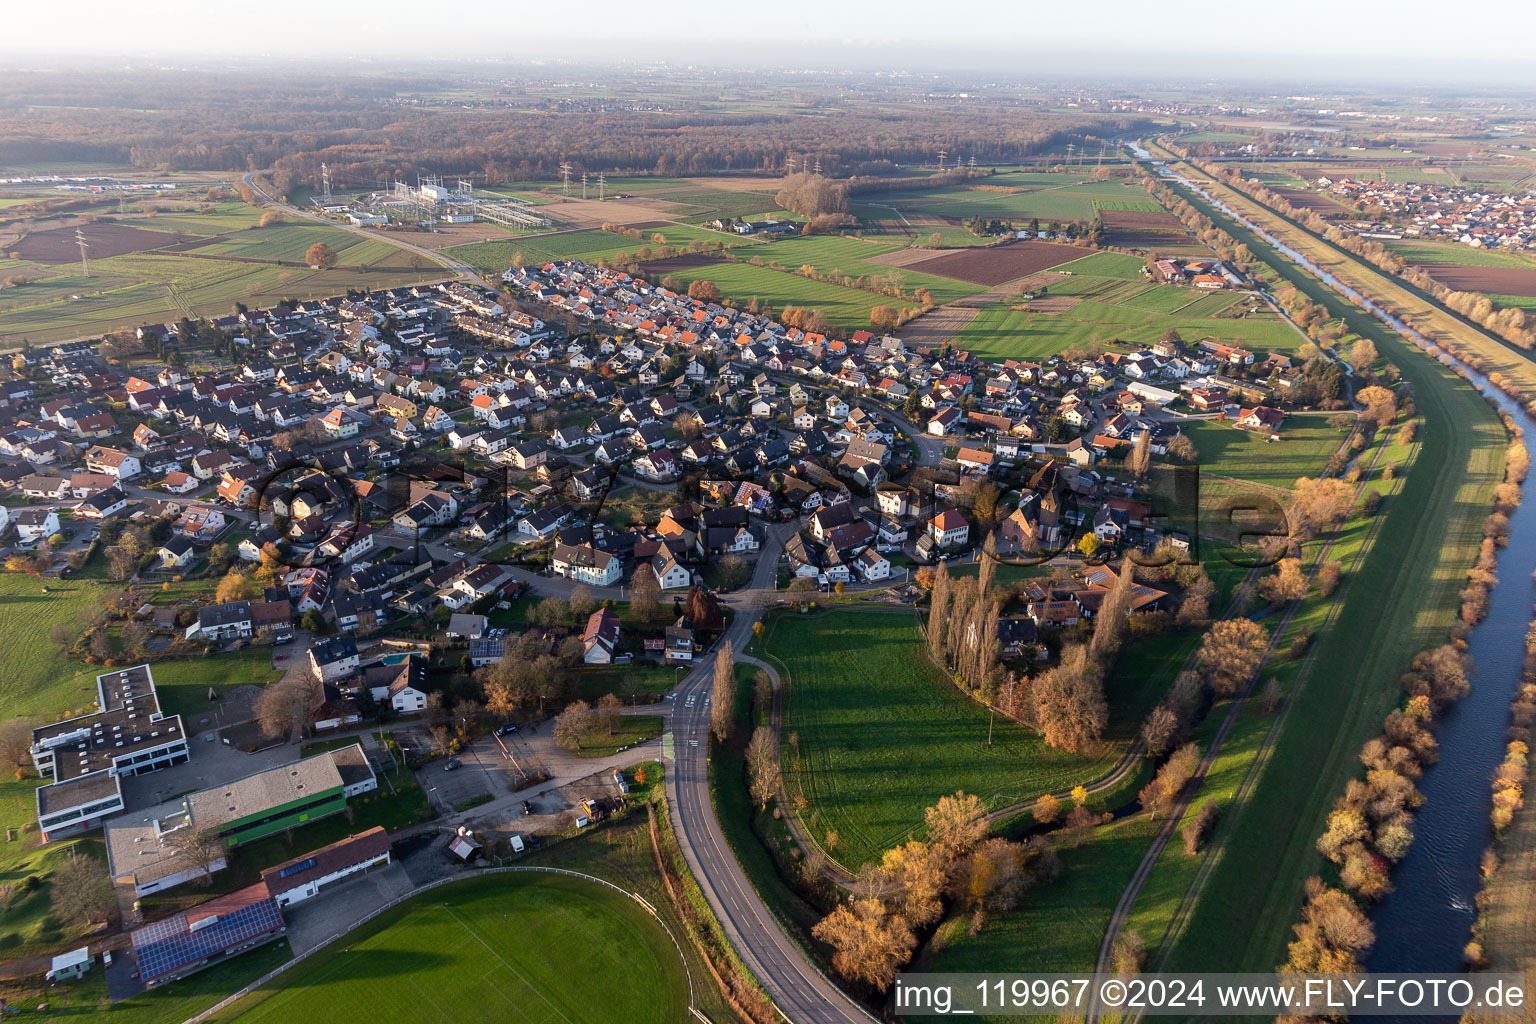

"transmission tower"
[321,162,332,202]
[813,156,822,174]
[597,172,606,202]
[968,154,976,172]
[937,149,947,170]
[74,228,90,278]
[559,162,572,195]
[581,172,588,199]
[1065,143,1075,168]
[786,154,797,174]
[1097,140,1107,167]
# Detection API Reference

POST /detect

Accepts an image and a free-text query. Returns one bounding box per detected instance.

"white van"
[509,834,525,854]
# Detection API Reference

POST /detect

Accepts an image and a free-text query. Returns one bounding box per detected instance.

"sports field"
[223,874,691,1023]
[769,607,1115,867]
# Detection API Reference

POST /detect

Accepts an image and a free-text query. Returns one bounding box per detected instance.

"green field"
[0,201,433,344]
[770,607,1115,867]
[734,234,984,305]
[644,258,920,333]
[446,224,748,275]
[951,279,1296,363]
[0,571,283,721]
[1387,240,1536,270]
[220,874,690,1023]
[879,177,1155,223]
[1180,418,1351,490]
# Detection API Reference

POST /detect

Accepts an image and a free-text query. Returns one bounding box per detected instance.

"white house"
[13,508,60,544]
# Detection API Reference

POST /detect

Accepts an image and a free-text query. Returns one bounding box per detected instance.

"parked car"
[497,722,518,736]
[526,833,541,848]
[521,800,533,815]
[272,632,294,645]
[444,758,462,772]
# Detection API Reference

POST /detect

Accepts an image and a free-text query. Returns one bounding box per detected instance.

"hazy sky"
[5,0,1535,84]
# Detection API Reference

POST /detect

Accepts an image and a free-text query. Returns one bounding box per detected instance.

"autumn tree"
[685,585,725,631]
[1033,645,1107,753]
[870,305,900,331]
[924,791,988,860]
[1258,557,1308,605]
[50,852,115,924]
[1033,792,1062,825]
[746,726,779,808]
[687,279,721,301]
[1356,384,1397,430]
[1089,560,1135,665]
[215,568,258,604]
[711,640,736,742]
[1128,430,1152,478]
[1138,742,1200,819]
[1290,477,1355,533]
[878,840,948,927]
[568,584,596,617]
[1195,618,1269,696]
[1348,338,1378,374]
[304,242,338,270]
[812,898,916,991]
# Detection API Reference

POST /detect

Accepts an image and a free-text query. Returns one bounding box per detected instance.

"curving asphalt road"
[664,525,878,1024]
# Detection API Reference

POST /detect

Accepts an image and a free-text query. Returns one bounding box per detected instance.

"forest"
[0,67,1147,185]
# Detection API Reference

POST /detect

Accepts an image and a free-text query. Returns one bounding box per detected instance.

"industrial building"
[30,665,190,841]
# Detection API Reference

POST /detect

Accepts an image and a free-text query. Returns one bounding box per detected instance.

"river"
[1141,143,1536,1010]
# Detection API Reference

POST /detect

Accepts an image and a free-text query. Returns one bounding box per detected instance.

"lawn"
[769,607,1116,867]
[573,663,680,702]
[217,874,691,1024]
[559,714,664,757]
[1179,418,1351,490]
[0,570,285,722]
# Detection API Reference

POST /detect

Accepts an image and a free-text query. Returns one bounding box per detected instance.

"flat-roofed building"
[30,665,189,841]
[105,745,376,897]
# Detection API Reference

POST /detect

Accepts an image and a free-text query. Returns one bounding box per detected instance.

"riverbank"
[1118,152,1509,975]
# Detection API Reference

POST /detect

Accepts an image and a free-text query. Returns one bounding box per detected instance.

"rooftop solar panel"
[132,897,283,981]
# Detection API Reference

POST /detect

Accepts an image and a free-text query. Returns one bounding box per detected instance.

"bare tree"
[50,851,116,924]
[597,693,623,736]
[0,718,34,768]
[165,828,227,885]
[554,700,592,751]
[745,726,779,808]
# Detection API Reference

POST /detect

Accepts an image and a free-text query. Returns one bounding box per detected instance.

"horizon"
[3,0,1536,88]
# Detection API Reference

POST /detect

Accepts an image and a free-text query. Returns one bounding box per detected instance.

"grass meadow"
[769,607,1116,867]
